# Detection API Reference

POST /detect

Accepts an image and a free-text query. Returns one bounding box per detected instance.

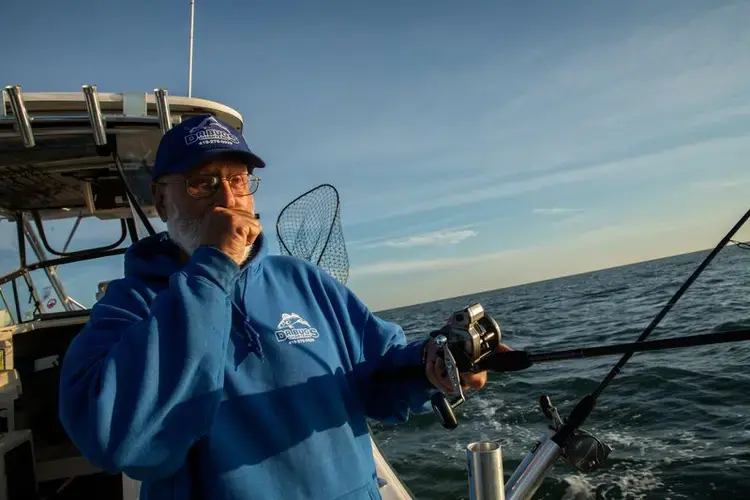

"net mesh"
[276,184,350,285]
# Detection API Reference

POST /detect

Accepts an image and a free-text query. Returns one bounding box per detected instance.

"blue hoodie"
[58,231,436,499]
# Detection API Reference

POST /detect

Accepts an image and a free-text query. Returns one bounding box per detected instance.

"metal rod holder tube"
[467,441,505,500]
[154,88,172,134]
[505,439,562,500]
[504,433,550,493]
[82,85,107,146]
[4,85,35,147]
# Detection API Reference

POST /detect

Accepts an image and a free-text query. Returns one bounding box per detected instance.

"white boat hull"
[371,433,413,500]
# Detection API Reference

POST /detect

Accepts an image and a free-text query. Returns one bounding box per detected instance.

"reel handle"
[430,334,466,429]
[430,392,460,430]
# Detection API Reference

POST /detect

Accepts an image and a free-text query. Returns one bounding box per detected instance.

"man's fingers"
[425,359,437,387]
[433,357,454,393]
[426,339,481,394]
[423,338,499,394]
[461,372,487,390]
[207,207,262,235]
[210,206,258,220]
[425,358,439,390]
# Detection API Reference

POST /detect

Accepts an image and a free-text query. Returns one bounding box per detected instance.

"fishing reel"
[539,395,612,473]
[428,303,502,430]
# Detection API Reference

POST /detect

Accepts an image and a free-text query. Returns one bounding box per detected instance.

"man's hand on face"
[200,207,262,265]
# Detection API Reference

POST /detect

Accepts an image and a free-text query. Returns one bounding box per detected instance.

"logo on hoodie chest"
[274,313,320,344]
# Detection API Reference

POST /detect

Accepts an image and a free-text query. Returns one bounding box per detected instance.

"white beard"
[165,199,253,263]
[166,209,202,256]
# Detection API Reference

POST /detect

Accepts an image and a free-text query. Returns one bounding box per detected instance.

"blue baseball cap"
[152,114,266,180]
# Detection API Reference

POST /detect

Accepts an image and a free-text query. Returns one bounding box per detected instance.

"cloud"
[350,247,519,277]
[532,208,584,215]
[353,229,478,250]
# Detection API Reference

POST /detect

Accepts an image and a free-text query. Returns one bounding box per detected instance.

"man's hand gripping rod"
[428,303,502,429]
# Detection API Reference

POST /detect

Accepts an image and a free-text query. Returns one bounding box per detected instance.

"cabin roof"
[0,86,245,221]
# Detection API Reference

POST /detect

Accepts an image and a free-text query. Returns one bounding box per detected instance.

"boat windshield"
[0,214,165,326]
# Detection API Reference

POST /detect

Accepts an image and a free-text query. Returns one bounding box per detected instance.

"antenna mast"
[188,0,195,97]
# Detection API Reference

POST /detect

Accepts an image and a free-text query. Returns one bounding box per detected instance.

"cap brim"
[198,148,266,170]
[151,148,266,181]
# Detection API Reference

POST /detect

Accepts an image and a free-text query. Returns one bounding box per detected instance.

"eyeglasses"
[158,173,261,198]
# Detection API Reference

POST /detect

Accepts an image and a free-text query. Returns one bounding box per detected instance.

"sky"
[2,0,750,311]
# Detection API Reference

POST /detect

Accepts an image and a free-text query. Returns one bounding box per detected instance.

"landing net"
[275,183,349,285]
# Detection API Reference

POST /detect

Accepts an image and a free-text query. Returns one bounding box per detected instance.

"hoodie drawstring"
[231,268,264,361]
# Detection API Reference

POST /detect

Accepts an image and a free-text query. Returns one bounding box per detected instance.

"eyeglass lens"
[186,173,260,198]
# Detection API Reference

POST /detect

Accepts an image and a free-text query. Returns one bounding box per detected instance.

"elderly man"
[58,114,498,500]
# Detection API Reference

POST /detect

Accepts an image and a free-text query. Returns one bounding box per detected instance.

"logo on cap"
[184,116,240,147]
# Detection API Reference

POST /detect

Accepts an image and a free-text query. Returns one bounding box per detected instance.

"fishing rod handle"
[476,350,533,372]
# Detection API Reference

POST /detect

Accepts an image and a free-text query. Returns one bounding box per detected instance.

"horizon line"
[373,243,729,314]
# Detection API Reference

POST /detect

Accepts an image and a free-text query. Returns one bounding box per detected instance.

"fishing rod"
[476,328,750,373]
[377,318,750,385]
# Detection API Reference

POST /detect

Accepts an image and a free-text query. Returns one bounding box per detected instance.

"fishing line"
[730,239,750,250]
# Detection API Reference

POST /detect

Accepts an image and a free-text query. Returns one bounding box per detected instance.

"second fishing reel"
[539,395,612,473]
[429,302,502,429]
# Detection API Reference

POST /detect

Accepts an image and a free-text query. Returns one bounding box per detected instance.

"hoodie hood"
[124,230,269,281]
